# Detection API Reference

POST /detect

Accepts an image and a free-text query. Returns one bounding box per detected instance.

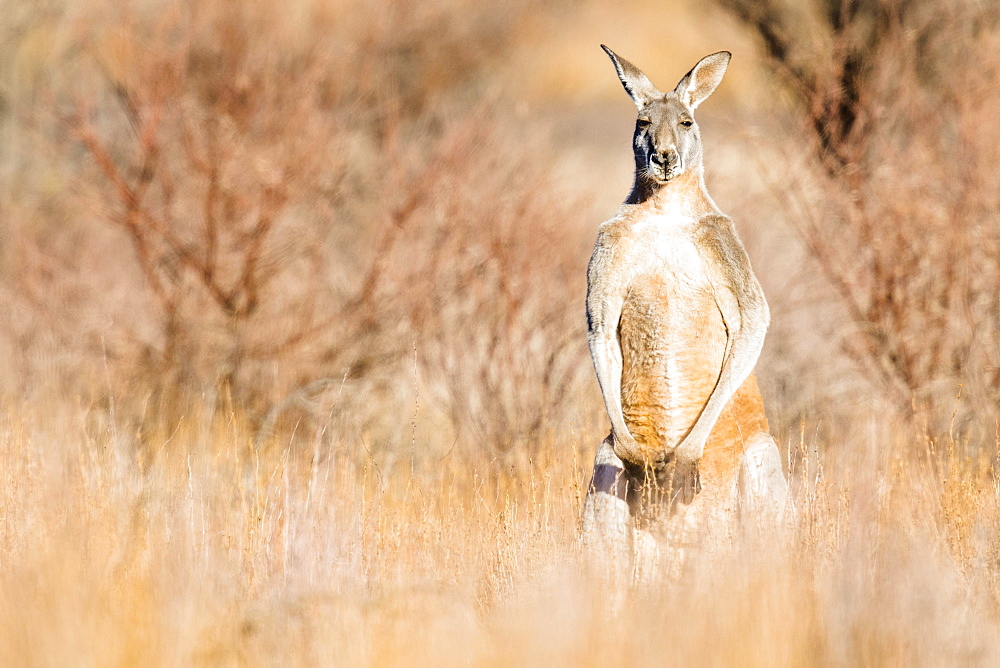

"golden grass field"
[2,0,1000,664]
[3,399,1000,665]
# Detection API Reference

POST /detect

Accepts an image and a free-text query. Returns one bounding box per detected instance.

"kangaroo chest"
[617,216,728,452]
[631,216,706,278]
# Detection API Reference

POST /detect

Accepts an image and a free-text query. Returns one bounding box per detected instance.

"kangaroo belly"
[619,272,727,459]
[618,272,771,480]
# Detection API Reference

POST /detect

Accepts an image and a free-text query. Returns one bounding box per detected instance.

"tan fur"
[701,374,769,483]
[584,47,775,525]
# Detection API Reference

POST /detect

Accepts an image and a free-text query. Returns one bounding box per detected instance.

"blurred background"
[3,0,998,464]
[2,0,1000,663]
[0,0,1000,464]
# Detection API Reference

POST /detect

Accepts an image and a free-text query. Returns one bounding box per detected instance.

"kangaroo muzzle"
[648,149,681,182]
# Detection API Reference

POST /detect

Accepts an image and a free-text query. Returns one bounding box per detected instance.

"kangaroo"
[582,47,787,555]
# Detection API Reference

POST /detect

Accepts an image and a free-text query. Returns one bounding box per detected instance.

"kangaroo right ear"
[674,51,731,109]
[601,45,659,108]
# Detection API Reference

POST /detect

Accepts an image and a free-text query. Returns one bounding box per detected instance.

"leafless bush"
[1,0,592,453]
[715,0,1000,434]
[377,117,592,452]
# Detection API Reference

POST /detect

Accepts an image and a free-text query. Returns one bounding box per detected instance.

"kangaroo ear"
[601,45,659,108]
[674,51,731,109]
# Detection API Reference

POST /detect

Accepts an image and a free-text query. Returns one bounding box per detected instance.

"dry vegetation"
[1,0,1000,664]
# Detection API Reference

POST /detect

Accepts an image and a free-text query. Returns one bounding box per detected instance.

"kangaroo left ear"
[674,51,731,110]
[601,44,660,108]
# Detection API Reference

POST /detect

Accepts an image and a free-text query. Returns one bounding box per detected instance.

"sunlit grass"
[0,399,998,665]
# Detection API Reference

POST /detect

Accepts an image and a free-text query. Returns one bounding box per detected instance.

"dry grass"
[2,0,1000,664]
[2,402,1000,665]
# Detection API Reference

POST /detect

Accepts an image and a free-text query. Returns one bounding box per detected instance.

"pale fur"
[582,47,786,556]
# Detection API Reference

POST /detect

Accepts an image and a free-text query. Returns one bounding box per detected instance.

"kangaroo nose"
[652,149,678,166]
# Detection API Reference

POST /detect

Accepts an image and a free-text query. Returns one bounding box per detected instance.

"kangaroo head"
[601,46,730,185]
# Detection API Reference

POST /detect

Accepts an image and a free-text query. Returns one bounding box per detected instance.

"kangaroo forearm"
[675,326,766,462]
[589,334,632,440]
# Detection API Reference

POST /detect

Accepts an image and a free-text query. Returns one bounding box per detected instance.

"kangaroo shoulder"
[595,216,633,247]
[695,213,768,318]
[589,218,632,275]
[694,213,752,273]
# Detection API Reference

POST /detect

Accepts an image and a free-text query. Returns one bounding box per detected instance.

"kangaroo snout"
[651,149,678,167]
[648,148,680,181]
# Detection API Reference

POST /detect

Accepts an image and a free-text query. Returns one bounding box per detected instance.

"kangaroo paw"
[670,459,701,506]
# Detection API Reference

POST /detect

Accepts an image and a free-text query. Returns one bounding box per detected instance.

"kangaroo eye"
[679,119,694,128]
[636,118,651,128]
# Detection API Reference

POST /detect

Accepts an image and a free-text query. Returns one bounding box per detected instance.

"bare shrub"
[714,0,1000,434]
[380,117,593,453]
[2,0,593,453]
